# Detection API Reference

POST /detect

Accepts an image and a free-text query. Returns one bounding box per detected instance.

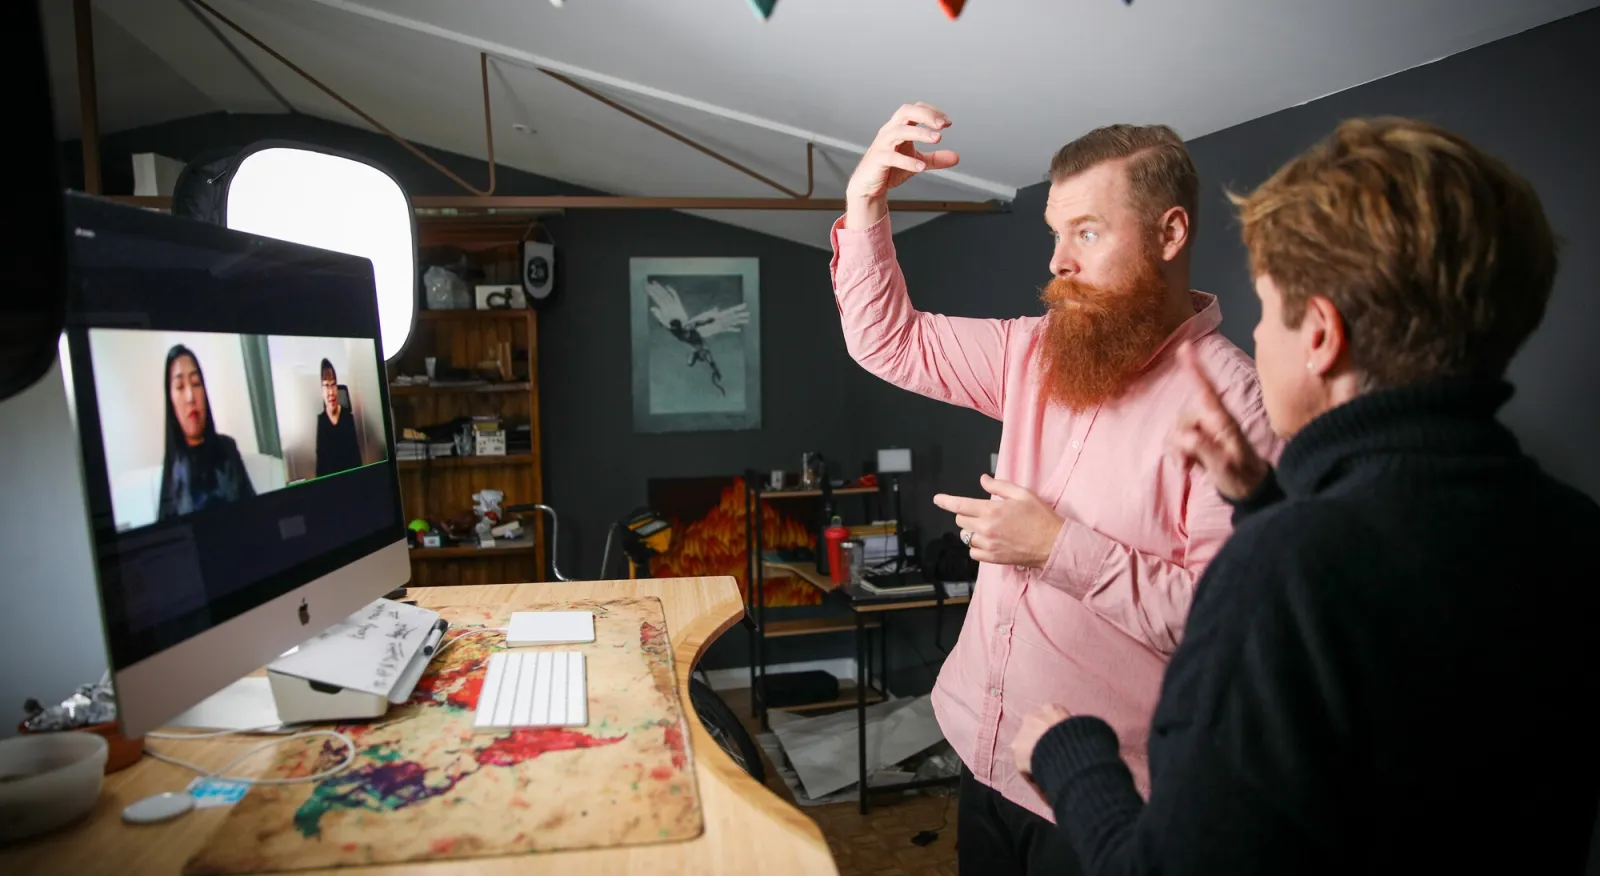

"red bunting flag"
[938,0,967,19]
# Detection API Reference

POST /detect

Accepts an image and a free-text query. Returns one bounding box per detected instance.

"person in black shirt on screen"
[314,358,363,478]
[159,344,255,519]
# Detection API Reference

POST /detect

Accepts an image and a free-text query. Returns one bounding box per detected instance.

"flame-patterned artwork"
[648,475,823,607]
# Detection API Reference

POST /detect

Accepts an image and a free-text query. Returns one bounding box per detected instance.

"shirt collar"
[1140,291,1222,370]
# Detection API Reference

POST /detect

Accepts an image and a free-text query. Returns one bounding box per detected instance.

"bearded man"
[829,104,1283,876]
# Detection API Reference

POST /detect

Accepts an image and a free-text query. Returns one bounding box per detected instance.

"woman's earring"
[1306,361,1315,372]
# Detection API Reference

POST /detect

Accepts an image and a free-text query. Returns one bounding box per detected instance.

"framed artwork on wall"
[629,257,760,433]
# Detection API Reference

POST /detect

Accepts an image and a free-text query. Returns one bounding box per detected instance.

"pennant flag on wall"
[938,0,967,19]
[748,0,778,20]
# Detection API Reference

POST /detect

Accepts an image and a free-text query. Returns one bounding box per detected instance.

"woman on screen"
[158,344,255,520]
[314,358,363,477]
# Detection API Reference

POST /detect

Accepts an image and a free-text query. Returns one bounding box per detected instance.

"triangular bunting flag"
[938,0,967,20]
[748,0,778,20]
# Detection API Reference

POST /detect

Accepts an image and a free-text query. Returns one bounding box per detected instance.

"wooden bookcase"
[386,219,547,586]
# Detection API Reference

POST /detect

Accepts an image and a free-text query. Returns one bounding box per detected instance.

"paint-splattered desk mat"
[185,597,703,874]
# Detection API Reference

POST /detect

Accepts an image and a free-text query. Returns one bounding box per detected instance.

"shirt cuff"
[1030,715,1132,809]
[828,213,898,291]
[1039,517,1114,599]
[1224,466,1285,526]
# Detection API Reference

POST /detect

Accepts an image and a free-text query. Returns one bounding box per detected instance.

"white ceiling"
[46,0,1600,249]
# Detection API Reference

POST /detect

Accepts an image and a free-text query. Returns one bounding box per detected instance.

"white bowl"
[0,732,108,844]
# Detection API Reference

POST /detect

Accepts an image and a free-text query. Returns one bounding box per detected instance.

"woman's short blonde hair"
[1233,116,1558,386]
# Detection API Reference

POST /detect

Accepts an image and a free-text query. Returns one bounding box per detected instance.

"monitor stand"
[165,597,441,731]
[167,677,287,732]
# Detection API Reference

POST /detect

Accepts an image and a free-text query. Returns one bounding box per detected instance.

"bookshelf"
[387,238,546,586]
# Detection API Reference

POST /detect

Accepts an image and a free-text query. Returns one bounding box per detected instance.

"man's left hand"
[933,475,1064,568]
[1012,704,1074,781]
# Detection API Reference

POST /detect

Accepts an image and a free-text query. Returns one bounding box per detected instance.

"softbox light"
[172,142,416,361]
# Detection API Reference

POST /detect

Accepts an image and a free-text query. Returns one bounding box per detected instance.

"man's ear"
[1302,295,1348,376]
[1158,206,1190,262]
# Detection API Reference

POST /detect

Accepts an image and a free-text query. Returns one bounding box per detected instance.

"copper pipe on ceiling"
[136,3,1008,214]
[540,67,806,200]
[111,194,1003,213]
[412,195,1000,213]
[188,0,497,196]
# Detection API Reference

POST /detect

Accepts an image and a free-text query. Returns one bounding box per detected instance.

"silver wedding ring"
[960,529,974,547]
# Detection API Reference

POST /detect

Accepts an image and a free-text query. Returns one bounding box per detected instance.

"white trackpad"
[507,611,595,647]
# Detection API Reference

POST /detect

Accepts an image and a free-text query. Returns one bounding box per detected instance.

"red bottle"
[825,516,850,584]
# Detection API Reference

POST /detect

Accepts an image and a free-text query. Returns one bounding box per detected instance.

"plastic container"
[839,540,864,586]
[825,516,850,584]
[0,731,107,842]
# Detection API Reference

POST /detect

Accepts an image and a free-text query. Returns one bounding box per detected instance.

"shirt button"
[1071,439,1082,449]
[997,624,1009,635]
[1015,565,1027,573]
[989,687,1002,697]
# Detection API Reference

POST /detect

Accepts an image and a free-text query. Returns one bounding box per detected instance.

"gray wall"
[880,7,1600,543]
[0,362,112,738]
[59,112,870,673]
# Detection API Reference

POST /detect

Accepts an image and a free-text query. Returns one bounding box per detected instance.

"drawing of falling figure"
[646,280,751,396]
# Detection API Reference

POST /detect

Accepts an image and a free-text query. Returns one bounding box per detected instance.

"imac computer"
[58,192,410,738]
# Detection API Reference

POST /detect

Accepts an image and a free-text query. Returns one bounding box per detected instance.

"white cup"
[425,357,437,379]
[769,470,784,490]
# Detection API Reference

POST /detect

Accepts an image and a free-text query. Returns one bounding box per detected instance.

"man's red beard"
[1036,248,1172,412]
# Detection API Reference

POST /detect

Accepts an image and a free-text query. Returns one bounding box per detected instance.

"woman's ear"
[1301,295,1347,377]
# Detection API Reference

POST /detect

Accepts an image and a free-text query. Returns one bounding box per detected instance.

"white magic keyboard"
[473,650,588,731]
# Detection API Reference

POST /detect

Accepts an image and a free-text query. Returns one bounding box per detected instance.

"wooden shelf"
[416,309,534,322]
[409,542,538,559]
[389,381,530,396]
[763,560,838,593]
[770,683,886,713]
[398,453,534,471]
[760,485,878,500]
[762,616,880,639]
[853,594,971,613]
[764,561,972,611]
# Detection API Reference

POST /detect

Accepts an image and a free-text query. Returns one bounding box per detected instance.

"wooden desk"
[0,578,839,875]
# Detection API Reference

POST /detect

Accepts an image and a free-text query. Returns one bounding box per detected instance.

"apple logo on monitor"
[298,599,310,626]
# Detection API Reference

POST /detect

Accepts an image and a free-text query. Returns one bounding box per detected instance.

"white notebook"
[507,610,595,646]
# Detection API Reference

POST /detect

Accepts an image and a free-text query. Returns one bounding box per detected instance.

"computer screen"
[59,193,410,735]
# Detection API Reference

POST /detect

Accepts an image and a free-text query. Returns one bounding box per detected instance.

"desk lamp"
[877,448,914,586]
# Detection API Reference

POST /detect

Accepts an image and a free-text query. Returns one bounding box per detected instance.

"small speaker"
[521,240,556,308]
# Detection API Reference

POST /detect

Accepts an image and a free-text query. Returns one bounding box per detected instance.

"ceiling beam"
[295,0,1019,202]
[108,194,1005,213]
[73,0,101,195]
[411,196,1004,213]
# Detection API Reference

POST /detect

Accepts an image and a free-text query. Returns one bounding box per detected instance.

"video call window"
[88,329,388,533]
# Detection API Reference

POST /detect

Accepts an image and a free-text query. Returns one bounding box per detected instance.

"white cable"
[142,627,505,789]
[147,723,291,739]
[145,729,357,786]
[434,626,506,660]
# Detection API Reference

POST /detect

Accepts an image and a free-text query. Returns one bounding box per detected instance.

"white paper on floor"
[767,694,945,800]
[758,723,920,806]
